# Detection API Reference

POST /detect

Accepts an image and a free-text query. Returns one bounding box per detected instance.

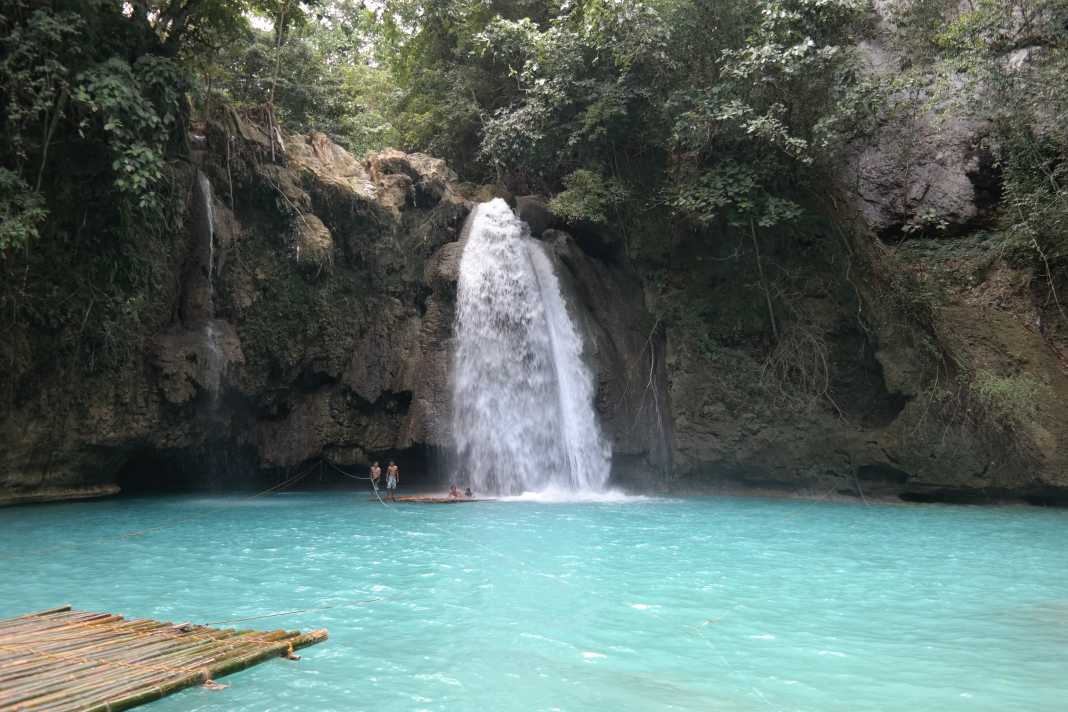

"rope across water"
[319,459,392,508]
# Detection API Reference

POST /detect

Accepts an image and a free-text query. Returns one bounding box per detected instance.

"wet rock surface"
[659,1,1068,503]
[0,122,667,502]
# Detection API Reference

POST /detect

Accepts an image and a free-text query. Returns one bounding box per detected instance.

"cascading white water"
[202,320,225,402]
[192,170,224,402]
[452,199,611,496]
[196,170,216,297]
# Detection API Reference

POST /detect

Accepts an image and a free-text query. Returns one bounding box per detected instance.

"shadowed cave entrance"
[116,446,266,494]
[285,445,449,495]
[115,444,448,496]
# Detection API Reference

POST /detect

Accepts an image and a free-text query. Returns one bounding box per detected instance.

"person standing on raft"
[370,462,381,492]
[386,461,399,501]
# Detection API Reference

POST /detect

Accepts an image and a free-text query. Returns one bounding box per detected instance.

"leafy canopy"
[378,0,870,236]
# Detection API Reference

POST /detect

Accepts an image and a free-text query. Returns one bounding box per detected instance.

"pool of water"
[3,493,1067,711]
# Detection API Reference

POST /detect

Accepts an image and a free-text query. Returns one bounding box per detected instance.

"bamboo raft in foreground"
[0,605,327,711]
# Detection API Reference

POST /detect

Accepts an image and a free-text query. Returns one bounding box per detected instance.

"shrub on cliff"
[894,0,1068,323]
[379,0,870,241]
[0,0,253,386]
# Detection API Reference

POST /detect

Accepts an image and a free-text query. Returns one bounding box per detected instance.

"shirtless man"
[370,462,381,491]
[386,461,399,501]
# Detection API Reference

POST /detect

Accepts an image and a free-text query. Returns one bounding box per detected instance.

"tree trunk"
[36,88,68,193]
[750,217,778,343]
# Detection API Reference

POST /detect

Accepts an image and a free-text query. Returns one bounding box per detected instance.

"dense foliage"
[0,1,384,250]
[0,2,188,378]
[203,0,398,155]
[378,0,871,233]
[2,0,1067,386]
[0,0,875,262]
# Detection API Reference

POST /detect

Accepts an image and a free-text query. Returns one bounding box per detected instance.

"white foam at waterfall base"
[452,199,618,499]
[500,485,650,503]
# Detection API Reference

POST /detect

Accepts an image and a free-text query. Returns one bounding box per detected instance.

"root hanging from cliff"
[611,314,669,471]
[760,323,844,420]
[750,217,779,343]
[1032,237,1068,344]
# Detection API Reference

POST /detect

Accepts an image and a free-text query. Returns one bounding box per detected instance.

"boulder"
[294,214,333,267]
[845,111,995,238]
[515,195,555,236]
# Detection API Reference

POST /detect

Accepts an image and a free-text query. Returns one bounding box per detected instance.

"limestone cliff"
[659,3,1068,504]
[4,9,1066,507]
[0,112,667,504]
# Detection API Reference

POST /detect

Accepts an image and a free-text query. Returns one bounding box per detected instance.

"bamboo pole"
[0,657,74,685]
[0,612,114,638]
[90,630,328,712]
[0,606,71,625]
[0,638,203,706]
[4,618,145,653]
[0,611,97,634]
[2,635,232,709]
[206,629,327,679]
[15,653,190,710]
[0,609,328,712]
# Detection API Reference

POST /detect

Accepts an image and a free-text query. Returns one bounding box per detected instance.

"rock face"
[658,2,1068,503]
[846,7,1000,240]
[0,120,668,504]
[4,4,1066,506]
[515,195,555,237]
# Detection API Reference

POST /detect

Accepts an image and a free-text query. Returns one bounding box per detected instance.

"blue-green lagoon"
[2,494,1067,711]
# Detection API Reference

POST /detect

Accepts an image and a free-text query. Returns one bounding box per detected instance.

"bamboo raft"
[0,606,327,711]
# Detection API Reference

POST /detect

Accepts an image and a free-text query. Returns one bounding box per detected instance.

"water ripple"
[1,494,1066,711]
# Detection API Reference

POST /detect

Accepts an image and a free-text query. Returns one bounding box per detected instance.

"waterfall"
[196,170,216,300]
[191,170,224,402]
[451,199,611,496]
[202,320,225,403]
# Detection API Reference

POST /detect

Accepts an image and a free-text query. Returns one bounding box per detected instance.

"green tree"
[208,0,398,155]
[374,0,870,343]
[377,0,868,222]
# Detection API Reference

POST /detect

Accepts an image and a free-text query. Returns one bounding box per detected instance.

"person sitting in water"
[464,487,472,498]
[370,461,381,490]
[448,483,461,499]
[386,461,399,501]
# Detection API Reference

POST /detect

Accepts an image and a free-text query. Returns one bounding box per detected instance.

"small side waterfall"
[452,199,611,496]
[183,169,217,323]
[198,170,216,299]
[189,170,224,402]
[202,320,225,401]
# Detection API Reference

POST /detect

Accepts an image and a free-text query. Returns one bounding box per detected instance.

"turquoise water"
[2,494,1067,711]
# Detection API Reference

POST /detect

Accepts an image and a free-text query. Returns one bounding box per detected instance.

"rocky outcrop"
[0,117,469,503]
[662,223,1068,503]
[0,116,668,503]
[658,2,1068,504]
[515,195,555,237]
[846,6,1001,240]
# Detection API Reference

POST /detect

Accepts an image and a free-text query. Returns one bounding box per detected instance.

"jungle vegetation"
[1,0,1066,375]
